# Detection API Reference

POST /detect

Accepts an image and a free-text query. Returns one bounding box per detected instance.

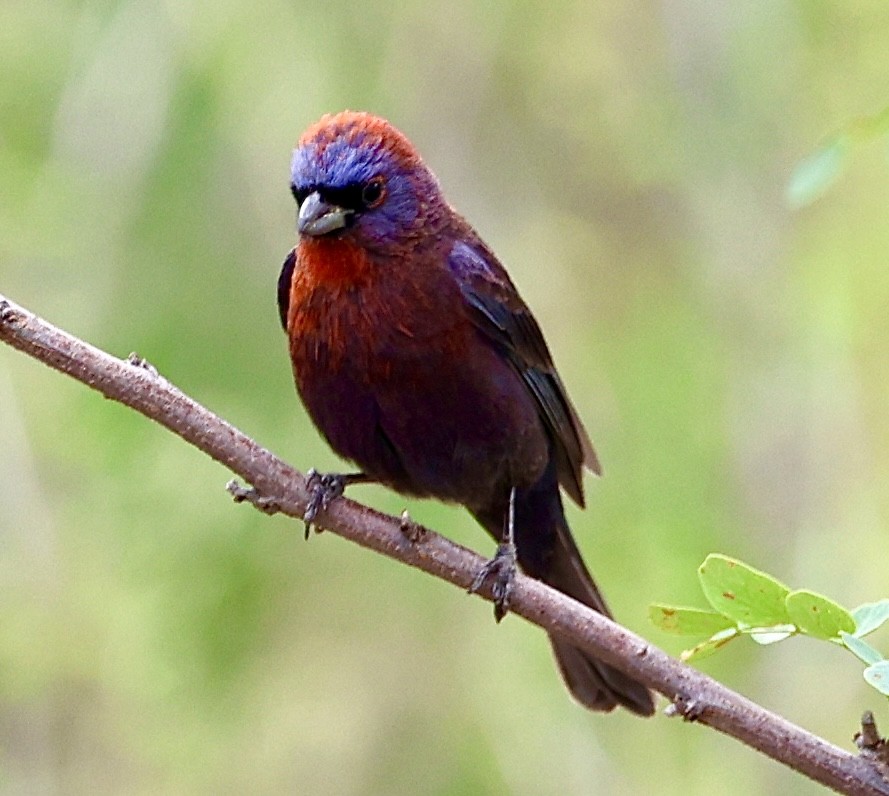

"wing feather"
[448,240,600,506]
[277,249,297,330]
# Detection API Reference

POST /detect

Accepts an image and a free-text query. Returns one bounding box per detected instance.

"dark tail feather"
[473,470,655,717]
[542,528,655,716]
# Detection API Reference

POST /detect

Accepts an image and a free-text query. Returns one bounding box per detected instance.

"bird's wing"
[277,249,297,330]
[447,240,600,506]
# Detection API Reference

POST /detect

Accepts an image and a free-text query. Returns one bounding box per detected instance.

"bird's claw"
[303,468,348,537]
[469,541,517,622]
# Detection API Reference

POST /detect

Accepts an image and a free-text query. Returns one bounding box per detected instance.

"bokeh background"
[2,1,889,793]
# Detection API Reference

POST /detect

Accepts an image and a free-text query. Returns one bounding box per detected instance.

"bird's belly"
[303,341,550,508]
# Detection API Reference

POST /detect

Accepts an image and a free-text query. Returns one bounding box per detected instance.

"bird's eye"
[361,177,385,208]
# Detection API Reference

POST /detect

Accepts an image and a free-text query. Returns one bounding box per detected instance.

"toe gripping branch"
[303,469,370,538]
[469,487,518,622]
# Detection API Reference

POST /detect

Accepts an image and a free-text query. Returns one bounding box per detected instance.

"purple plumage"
[278,111,654,716]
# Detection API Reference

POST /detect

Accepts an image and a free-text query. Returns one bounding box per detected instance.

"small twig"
[126,351,160,376]
[2,291,889,796]
[859,712,884,751]
[665,694,706,722]
[857,713,889,774]
[226,479,281,515]
[399,509,426,543]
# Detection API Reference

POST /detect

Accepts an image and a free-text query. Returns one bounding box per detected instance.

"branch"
[1,291,887,796]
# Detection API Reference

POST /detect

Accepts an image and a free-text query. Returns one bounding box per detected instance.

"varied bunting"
[278,111,654,716]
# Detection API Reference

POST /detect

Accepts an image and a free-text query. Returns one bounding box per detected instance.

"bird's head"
[291,111,445,254]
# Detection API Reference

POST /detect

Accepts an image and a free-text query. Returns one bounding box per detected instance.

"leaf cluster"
[651,555,889,698]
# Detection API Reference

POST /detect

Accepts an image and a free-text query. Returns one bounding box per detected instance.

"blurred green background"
[2,1,889,793]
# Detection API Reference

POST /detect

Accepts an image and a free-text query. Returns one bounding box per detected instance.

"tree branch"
[1,291,887,796]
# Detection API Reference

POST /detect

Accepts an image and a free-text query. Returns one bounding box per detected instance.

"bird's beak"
[297,192,351,237]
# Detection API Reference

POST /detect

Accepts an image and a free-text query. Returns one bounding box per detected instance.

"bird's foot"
[304,469,345,536]
[469,541,517,623]
[303,469,368,538]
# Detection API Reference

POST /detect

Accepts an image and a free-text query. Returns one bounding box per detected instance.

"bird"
[278,110,654,716]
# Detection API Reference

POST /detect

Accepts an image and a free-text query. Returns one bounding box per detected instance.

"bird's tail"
[473,470,655,717]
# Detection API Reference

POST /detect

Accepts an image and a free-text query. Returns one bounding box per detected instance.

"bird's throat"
[296,237,372,289]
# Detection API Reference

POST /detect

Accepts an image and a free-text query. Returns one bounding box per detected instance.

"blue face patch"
[291,134,388,193]
[291,135,440,250]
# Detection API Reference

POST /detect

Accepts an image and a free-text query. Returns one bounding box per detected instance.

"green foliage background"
[2,2,889,793]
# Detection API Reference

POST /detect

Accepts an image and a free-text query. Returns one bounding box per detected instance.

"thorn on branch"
[226,479,281,515]
[399,509,426,542]
[665,694,706,722]
[126,352,159,376]
[0,299,18,325]
[856,711,889,773]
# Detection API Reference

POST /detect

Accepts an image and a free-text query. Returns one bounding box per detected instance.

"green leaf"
[649,604,736,636]
[680,628,739,662]
[785,589,855,640]
[840,632,884,666]
[852,600,889,638]
[786,137,849,208]
[749,625,796,645]
[863,662,889,697]
[698,555,791,627]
